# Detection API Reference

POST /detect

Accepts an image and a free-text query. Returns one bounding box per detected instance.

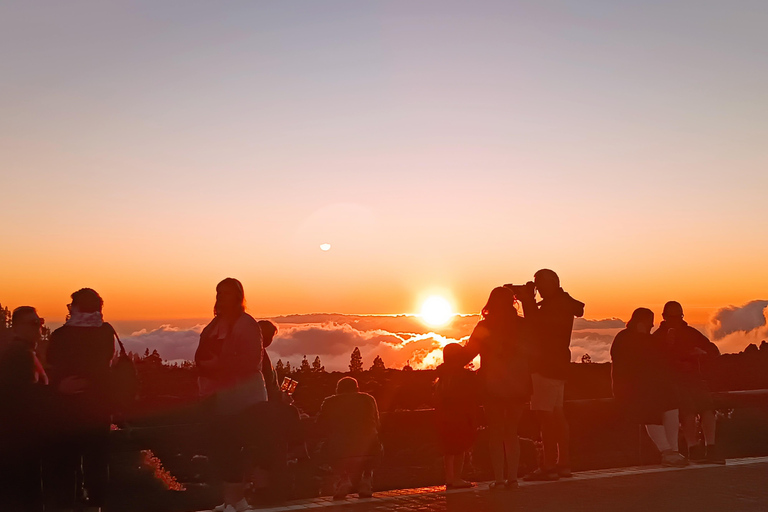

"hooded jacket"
[522,288,585,380]
[652,320,719,380]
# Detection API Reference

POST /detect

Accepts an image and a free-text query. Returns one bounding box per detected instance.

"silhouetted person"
[515,269,584,481]
[652,301,722,464]
[0,307,48,512]
[434,343,480,489]
[195,278,267,512]
[250,319,305,505]
[462,287,531,489]
[45,289,116,512]
[611,308,687,466]
[257,320,281,403]
[316,377,381,500]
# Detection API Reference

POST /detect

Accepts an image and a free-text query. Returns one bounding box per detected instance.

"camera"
[504,282,535,298]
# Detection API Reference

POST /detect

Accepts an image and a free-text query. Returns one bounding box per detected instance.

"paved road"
[228,457,768,512]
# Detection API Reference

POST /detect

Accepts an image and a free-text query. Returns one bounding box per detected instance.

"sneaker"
[523,469,560,482]
[358,476,374,498]
[661,450,689,467]
[446,480,475,489]
[687,445,706,463]
[221,499,253,512]
[333,477,353,500]
[705,445,726,465]
[556,466,573,478]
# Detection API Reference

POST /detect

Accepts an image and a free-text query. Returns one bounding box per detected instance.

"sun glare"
[420,296,454,327]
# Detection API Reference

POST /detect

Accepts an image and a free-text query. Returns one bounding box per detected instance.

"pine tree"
[1,304,11,329]
[349,347,363,373]
[312,356,325,373]
[275,359,285,374]
[299,355,311,373]
[370,355,385,372]
[146,349,162,365]
[402,360,413,372]
[284,361,293,374]
[143,348,150,358]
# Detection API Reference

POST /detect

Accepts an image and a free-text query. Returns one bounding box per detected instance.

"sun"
[420,296,454,327]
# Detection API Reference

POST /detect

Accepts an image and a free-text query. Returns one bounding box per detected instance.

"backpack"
[110,327,139,416]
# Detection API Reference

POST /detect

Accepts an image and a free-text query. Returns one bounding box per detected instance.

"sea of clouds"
[116,300,768,371]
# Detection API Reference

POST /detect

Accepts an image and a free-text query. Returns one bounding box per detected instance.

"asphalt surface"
[215,457,768,512]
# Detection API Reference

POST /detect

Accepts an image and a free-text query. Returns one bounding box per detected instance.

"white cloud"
[709,300,768,340]
[122,324,204,361]
[114,314,635,370]
[569,330,621,363]
[705,300,768,355]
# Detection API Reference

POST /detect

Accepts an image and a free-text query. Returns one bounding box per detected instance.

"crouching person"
[317,377,382,500]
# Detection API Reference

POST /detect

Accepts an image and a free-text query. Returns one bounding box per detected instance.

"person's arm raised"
[460,322,489,366]
[506,282,538,319]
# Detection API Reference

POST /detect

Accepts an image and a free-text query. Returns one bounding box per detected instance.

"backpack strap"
[107,323,128,357]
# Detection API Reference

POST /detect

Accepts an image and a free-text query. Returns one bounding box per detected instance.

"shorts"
[530,373,565,412]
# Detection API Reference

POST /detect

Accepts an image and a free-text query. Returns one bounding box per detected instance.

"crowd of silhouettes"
[0,270,732,511]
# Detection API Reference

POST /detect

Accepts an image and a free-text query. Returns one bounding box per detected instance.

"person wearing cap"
[0,306,48,511]
[652,301,722,464]
[514,269,584,481]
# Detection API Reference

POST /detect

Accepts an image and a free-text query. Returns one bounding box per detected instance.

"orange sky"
[2,3,767,326]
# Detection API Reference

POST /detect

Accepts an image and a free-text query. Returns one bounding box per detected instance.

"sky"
[2,1,767,344]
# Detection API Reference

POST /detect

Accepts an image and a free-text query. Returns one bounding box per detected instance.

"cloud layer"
[708,300,768,354]
[117,313,629,370]
[122,324,204,361]
[114,303,768,371]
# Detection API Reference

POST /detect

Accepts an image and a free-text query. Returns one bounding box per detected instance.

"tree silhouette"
[349,347,363,373]
[284,361,292,374]
[1,304,10,329]
[370,355,385,372]
[275,359,285,374]
[312,356,325,373]
[144,349,162,367]
[581,353,593,364]
[299,355,311,373]
[402,360,413,372]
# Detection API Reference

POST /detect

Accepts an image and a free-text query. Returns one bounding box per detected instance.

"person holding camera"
[509,269,584,481]
[461,287,531,489]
